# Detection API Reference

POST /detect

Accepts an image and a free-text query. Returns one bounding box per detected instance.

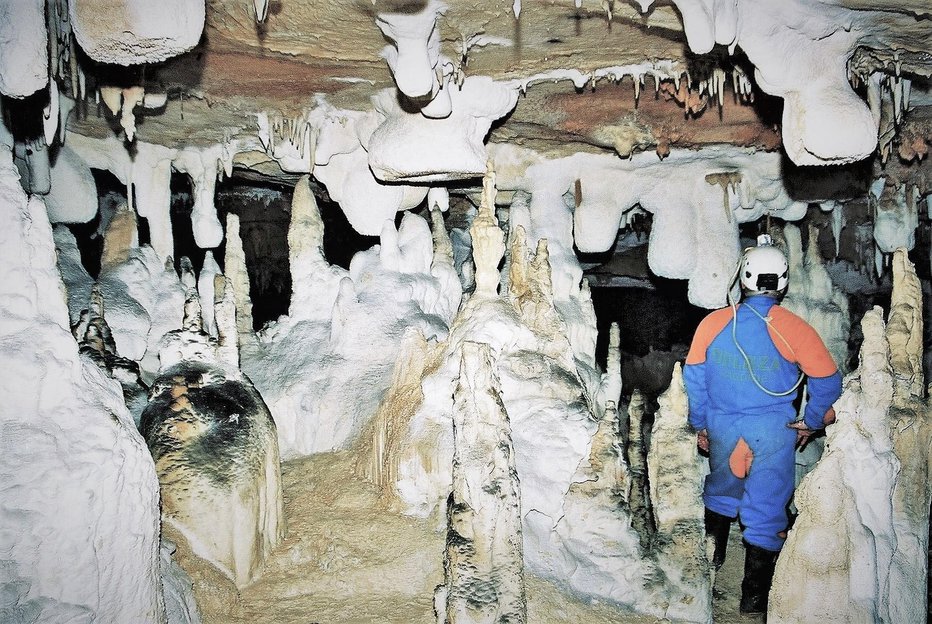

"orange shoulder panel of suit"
[768,306,839,377]
[686,307,734,365]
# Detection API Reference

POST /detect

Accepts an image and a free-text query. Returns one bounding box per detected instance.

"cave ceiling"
[52,0,930,190]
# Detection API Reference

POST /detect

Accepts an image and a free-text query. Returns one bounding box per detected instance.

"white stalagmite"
[470,163,505,298]
[287,175,347,322]
[101,200,139,269]
[213,275,239,368]
[224,212,255,338]
[0,149,164,622]
[69,0,205,65]
[141,282,284,589]
[198,252,221,338]
[646,363,712,623]
[0,0,47,98]
[781,224,851,373]
[437,341,527,624]
[769,249,929,623]
[44,143,98,224]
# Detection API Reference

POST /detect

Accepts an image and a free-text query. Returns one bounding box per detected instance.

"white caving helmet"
[740,235,788,294]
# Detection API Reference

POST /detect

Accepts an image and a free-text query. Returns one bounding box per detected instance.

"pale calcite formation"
[52,225,94,324]
[95,244,185,383]
[375,0,446,100]
[44,144,97,223]
[769,249,930,624]
[378,171,711,621]
[355,330,447,507]
[491,144,810,310]
[141,277,284,589]
[470,163,506,298]
[223,212,256,338]
[0,0,47,98]
[286,175,347,323]
[435,342,527,624]
[367,77,518,183]
[101,199,140,269]
[296,102,430,236]
[0,152,164,622]
[75,284,150,423]
[647,363,712,623]
[70,0,205,65]
[634,0,877,165]
[240,179,460,458]
[781,223,851,373]
[198,252,221,339]
[64,132,235,262]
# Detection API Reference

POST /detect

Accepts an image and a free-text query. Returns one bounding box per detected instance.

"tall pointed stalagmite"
[224,212,255,337]
[436,341,526,624]
[647,363,711,623]
[469,163,504,298]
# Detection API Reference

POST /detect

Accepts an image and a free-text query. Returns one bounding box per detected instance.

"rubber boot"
[739,540,779,616]
[704,508,734,570]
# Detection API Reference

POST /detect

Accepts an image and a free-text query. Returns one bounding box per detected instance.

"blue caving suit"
[683,295,842,552]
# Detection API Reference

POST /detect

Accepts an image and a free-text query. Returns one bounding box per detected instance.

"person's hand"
[788,408,837,451]
[787,420,814,449]
[697,429,709,453]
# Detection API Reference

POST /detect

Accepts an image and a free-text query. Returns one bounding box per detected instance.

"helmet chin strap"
[727,257,804,398]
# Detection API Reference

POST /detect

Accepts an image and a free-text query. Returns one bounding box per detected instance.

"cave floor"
[176,450,755,623]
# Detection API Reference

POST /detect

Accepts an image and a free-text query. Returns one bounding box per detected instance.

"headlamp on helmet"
[740,234,788,295]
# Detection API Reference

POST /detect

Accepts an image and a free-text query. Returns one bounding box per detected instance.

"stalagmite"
[646,363,712,623]
[224,212,255,337]
[886,248,924,401]
[626,389,653,550]
[782,224,850,373]
[198,252,221,338]
[141,286,284,588]
[436,341,527,624]
[76,284,149,423]
[101,200,139,269]
[0,151,164,622]
[214,275,239,368]
[770,251,929,623]
[470,164,505,298]
[0,0,47,98]
[598,322,622,410]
